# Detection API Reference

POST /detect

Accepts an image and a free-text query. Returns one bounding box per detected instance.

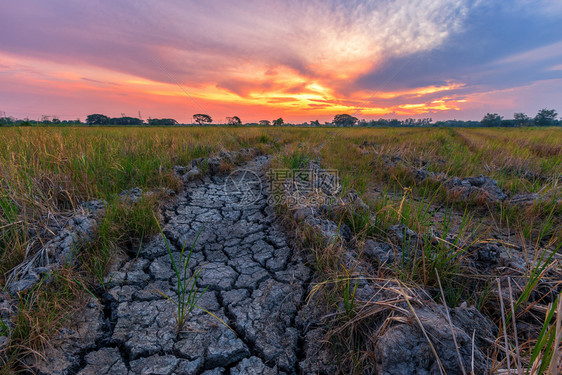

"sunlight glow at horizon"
[0,51,467,121]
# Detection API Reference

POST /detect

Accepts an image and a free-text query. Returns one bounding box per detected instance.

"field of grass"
[0,126,560,373]
[270,127,561,373]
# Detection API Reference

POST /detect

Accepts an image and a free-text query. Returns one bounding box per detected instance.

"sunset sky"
[1,1,561,123]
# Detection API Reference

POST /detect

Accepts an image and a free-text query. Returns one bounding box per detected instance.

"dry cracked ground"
[34,156,322,375]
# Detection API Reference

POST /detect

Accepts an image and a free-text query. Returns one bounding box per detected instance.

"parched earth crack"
[33,155,321,375]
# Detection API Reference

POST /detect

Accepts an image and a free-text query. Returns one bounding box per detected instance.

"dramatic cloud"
[0,0,561,122]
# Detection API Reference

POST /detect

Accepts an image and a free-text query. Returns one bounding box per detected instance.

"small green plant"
[258,135,271,144]
[156,221,207,331]
[192,144,214,159]
[340,205,377,238]
[512,243,559,319]
[282,150,309,170]
[341,269,359,319]
[527,292,561,374]
[0,318,10,337]
[199,159,209,174]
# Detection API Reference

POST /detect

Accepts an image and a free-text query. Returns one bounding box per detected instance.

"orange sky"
[1,1,561,123]
[0,51,470,122]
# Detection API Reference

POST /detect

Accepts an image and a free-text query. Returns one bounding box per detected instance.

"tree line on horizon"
[480,109,558,127]
[0,108,559,127]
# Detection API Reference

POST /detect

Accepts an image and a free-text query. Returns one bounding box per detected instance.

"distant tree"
[148,118,178,126]
[432,119,481,127]
[259,120,271,126]
[403,118,414,127]
[374,118,389,127]
[273,118,284,126]
[86,114,110,125]
[514,112,530,127]
[227,116,242,125]
[109,117,144,125]
[333,114,358,127]
[0,116,14,126]
[481,113,503,127]
[52,117,61,124]
[534,108,558,126]
[310,120,321,126]
[193,114,212,125]
[419,118,432,126]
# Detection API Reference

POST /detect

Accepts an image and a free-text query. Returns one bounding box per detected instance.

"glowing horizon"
[1,1,561,123]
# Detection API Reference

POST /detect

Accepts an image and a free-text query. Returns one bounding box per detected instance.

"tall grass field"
[0,126,560,373]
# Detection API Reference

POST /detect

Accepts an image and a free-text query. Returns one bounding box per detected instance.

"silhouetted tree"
[273,118,284,126]
[333,114,359,127]
[227,116,242,125]
[400,118,432,127]
[86,114,110,125]
[259,120,271,126]
[534,108,558,126]
[109,117,143,125]
[0,116,14,126]
[514,112,530,127]
[481,113,503,127]
[148,118,179,126]
[403,118,415,127]
[193,114,212,125]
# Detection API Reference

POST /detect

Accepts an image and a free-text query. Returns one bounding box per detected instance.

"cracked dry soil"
[35,156,319,375]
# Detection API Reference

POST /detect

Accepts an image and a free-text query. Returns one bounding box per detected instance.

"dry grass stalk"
[397,281,446,375]
[507,277,523,374]
[436,268,467,375]
[497,278,512,373]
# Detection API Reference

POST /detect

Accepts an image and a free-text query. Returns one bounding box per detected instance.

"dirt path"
[36,156,316,374]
